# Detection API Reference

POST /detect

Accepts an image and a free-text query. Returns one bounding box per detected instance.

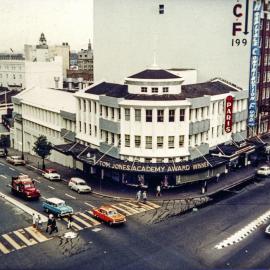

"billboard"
[225,95,234,133]
[248,0,262,127]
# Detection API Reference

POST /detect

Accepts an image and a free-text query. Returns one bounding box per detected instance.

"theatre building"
[51,67,254,188]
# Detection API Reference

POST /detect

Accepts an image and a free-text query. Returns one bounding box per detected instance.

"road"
[1,158,270,269]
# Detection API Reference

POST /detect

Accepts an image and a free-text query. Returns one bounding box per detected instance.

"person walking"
[46,214,53,233]
[49,217,58,235]
[36,215,42,231]
[136,190,141,203]
[142,190,147,204]
[32,213,37,228]
[67,214,73,230]
[156,185,161,197]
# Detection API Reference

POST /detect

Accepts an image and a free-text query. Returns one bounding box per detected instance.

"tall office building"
[93,0,270,135]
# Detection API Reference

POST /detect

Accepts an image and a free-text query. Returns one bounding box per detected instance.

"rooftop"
[128,69,180,80]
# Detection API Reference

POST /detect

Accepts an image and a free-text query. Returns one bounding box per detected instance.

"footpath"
[5,148,263,202]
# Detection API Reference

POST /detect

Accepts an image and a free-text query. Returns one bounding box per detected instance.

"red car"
[92,206,126,226]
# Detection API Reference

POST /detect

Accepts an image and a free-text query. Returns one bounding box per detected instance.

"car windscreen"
[24,184,34,188]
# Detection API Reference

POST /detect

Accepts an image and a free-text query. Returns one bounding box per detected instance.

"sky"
[0,0,93,53]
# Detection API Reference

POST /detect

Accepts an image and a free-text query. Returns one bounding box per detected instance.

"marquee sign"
[95,160,210,173]
[225,95,234,133]
[248,0,262,127]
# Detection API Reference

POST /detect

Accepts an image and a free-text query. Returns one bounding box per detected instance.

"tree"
[33,136,52,169]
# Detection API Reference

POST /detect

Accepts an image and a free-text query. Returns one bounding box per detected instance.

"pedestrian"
[46,214,53,233]
[36,215,42,231]
[136,190,141,202]
[32,213,37,228]
[156,185,161,197]
[142,190,147,204]
[67,214,73,230]
[49,217,58,235]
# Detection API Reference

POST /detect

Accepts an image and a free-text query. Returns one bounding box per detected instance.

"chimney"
[54,76,60,89]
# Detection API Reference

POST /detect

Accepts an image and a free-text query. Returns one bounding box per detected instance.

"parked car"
[92,205,126,226]
[256,165,270,177]
[68,177,92,193]
[6,156,26,166]
[42,168,61,181]
[42,198,73,217]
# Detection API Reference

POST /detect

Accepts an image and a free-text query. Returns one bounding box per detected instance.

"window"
[145,136,152,149]
[125,108,130,121]
[105,131,109,143]
[118,108,121,120]
[156,158,164,163]
[83,100,86,112]
[163,87,169,93]
[180,109,185,121]
[84,123,86,133]
[179,135,184,147]
[168,136,174,149]
[79,121,82,132]
[157,136,163,148]
[94,102,97,113]
[135,136,141,148]
[159,4,164,14]
[100,105,103,116]
[146,110,152,122]
[152,87,158,93]
[111,108,114,119]
[135,109,141,121]
[125,135,130,147]
[105,106,108,117]
[157,110,164,122]
[94,126,97,136]
[89,124,92,135]
[145,158,152,163]
[141,87,147,93]
[169,109,175,122]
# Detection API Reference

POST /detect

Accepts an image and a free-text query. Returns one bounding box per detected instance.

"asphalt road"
[1,159,270,269]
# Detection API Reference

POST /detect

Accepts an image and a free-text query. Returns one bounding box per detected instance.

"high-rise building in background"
[24,33,70,77]
[93,0,270,135]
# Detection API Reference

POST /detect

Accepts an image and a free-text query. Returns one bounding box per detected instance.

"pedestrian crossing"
[0,226,50,255]
[64,200,160,231]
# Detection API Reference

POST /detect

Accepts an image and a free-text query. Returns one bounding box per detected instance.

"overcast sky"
[0,0,93,53]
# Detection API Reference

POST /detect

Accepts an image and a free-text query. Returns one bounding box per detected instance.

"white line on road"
[8,167,15,171]
[0,175,7,179]
[65,193,76,199]
[92,228,101,232]
[48,185,55,190]
[33,179,41,183]
[84,202,95,208]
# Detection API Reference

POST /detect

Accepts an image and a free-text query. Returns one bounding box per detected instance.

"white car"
[68,177,92,193]
[6,156,26,165]
[256,165,270,177]
[42,168,61,181]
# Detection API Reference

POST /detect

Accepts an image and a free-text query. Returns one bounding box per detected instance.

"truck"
[11,175,41,199]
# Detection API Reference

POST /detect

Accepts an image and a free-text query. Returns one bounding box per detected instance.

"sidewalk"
[6,148,259,201]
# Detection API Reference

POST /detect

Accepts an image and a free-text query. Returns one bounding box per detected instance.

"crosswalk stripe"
[13,230,37,246]
[110,205,131,216]
[137,202,155,210]
[2,234,26,250]
[63,218,83,231]
[145,201,160,209]
[72,215,93,228]
[24,227,48,242]
[0,241,10,254]
[79,212,100,226]
[118,203,140,214]
[125,202,147,212]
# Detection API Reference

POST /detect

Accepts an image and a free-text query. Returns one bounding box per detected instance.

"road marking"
[110,205,131,216]
[118,203,140,214]
[84,202,95,208]
[0,241,10,254]
[48,185,55,190]
[65,193,76,199]
[13,229,37,246]
[125,202,146,212]
[137,202,154,211]
[24,227,48,243]
[79,212,100,226]
[8,167,15,171]
[92,228,101,232]
[2,234,26,250]
[0,175,7,179]
[215,209,270,249]
[72,215,92,228]
[63,218,83,230]
[145,201,160,209]
[33,179,41,183]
